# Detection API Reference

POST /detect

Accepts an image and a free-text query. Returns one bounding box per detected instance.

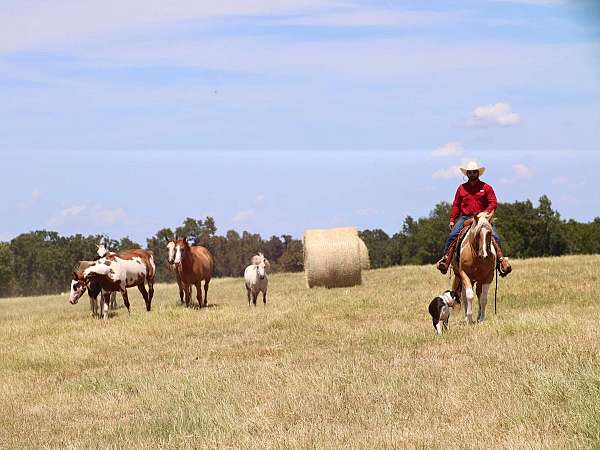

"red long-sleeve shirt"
[450,180,497,223]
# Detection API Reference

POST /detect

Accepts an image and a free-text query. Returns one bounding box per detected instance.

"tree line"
[0,195,598,298]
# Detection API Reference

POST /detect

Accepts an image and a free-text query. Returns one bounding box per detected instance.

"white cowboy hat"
[460,160,485,176]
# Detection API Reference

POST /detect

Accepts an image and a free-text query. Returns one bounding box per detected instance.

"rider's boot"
[492,240,512,277]
[436,238,459,275]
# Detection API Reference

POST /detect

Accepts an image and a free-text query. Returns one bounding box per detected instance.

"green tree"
[0,242,15,296]
[278,240,304,272]
[146,228,175,283]
[534,195,568,256]
[358,229,390,269]
[117,236,140,251]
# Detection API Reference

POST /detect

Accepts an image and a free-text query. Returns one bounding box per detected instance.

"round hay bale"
[358,237,371,270]
[304,227,362,288]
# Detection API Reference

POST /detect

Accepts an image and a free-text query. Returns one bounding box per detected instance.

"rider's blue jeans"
[443,215,501,253]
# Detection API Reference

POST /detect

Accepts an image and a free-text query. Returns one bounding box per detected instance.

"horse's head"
[166,239,176,265]
[474,212,494,259]
[167,236,190,265]
[69,271,88,304]
[252,253,270,280]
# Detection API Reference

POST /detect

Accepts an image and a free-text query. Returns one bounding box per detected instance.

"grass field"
[1,255,600,449]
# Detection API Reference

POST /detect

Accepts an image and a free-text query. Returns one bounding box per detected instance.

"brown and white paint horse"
[167,238,214,308]
[451,212,496,324]
[70,249,155,320]
[88,242,119,310]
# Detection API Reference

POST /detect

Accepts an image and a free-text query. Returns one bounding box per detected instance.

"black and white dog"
[428,290,461,335]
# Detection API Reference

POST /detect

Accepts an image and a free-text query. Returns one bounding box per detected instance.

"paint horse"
[167,238,214,308]
[70,249,155,320]
[92,242,118,310]
[451,212,496,324]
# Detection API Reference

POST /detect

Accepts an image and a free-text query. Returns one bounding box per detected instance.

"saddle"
[441,217,512,277]
[436,218,475,275]
[453,218,474,264]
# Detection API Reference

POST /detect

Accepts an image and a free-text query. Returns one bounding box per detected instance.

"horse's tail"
[147,253,156,282]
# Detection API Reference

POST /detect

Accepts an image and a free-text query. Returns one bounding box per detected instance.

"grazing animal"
[428,290,461,335]
[451,211,496,324]
[244,253,270,306]
[70,249,156,320]
[94,243,119,309]
[166,238,214,307]
[75,260,104,317]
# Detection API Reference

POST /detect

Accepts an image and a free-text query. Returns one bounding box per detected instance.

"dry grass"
[1,255,600,449]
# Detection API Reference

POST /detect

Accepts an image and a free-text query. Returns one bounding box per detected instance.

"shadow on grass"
[177,303,221,310]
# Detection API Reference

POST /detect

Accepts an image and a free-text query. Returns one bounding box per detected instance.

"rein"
[494,265,499,315]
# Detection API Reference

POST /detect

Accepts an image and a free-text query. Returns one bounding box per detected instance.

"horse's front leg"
[195,282,203,308]
[101,290,111,320]
[451,270,461,294]
[460,273,474,324]
[110,292,117,310]
[184,284,192,307]
[478,283,490,322]
[203,279,209,307]
[89,294,98,317]
[177,278,184,304]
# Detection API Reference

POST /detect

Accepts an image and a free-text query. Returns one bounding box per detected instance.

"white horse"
[244,253,270,306]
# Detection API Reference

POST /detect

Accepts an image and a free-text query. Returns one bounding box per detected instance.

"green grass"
[1,255,600,448]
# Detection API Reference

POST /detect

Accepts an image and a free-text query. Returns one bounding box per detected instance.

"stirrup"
[498,258,512,277]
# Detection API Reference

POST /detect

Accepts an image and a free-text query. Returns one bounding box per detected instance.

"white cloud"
[255,194,265,206]
[55,33,597,89]
[18,189,43,210]
[49,203,128,226]
[551,175,586,188]
[494,0,566,6]
[432,141,463,157]
[95,207,127,225]
[61,204,87,217]
[355,208,379,217]
[467,102,521,127]
[0,0,341,53]
[513,163,534,178]
[233,209,255,223]
[275,9,456,27]
[432,165,462,180]
[552,175,569,185]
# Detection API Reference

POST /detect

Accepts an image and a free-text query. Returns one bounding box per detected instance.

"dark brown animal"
[167,238,214,307]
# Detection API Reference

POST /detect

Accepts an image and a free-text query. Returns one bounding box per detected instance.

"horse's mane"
[251,253,270,269]
[472,213,493,236]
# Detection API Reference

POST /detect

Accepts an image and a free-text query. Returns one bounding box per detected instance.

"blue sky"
[1,0,599,243]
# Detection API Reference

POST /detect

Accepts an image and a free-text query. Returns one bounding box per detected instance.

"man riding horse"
[436,160,512,277]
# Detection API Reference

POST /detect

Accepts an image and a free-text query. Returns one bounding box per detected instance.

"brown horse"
[451,212,496,324]
[167,238,214,307]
